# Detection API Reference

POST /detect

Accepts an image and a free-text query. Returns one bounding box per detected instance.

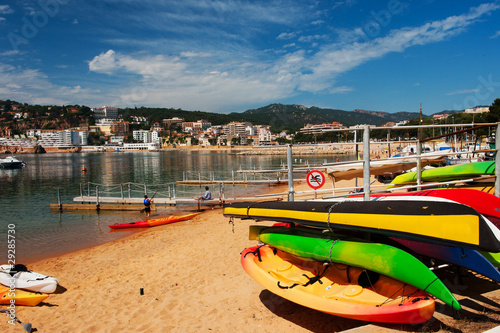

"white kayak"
[0,264,58,293]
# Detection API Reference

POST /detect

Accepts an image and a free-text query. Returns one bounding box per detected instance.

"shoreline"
[2,179,500,332]
[3,141,406,158]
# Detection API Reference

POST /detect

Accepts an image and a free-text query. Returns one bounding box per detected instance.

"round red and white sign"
[306,170,325,189]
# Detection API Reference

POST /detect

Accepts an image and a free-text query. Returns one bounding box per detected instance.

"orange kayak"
[109,212,200,229]
[241,245,435,324]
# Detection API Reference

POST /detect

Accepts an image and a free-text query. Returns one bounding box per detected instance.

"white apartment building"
[299,122,344,135]
[92,106,119,120]
[223,122,251,136]
[133,130,160,144]
[465,106,490,114]
[26,129,87,146]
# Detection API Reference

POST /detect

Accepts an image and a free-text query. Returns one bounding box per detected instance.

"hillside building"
[92,106,118,120]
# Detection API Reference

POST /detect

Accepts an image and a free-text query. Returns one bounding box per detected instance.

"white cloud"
[491,30,500,39]
[0,5,13,14]
[277,32,297,40]
[298,3,500,92]
[0,63,100,106]
[447,89,480,96]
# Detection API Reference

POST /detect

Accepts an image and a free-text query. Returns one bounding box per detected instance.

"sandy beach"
[2,177,500,333]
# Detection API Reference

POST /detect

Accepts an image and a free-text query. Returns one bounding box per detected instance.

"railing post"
[96,186,99,206]
[363,125,371,201]
[57,188,62,210]
[80,184,83,197]
[287,144,294,201]
[417,139,422,191]
[144,184,147,196]
[128,183,131,198]
[120,184,124,199]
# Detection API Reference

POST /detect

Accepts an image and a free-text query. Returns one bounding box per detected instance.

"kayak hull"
[242,245,435,324]
[109,213,200,229]
[0,264,58,293]
[391,238,500,283]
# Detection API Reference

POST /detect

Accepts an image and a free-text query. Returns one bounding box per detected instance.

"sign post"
[306,170,325,199]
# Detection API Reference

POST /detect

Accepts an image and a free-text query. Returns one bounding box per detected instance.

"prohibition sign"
[306,170,325,189]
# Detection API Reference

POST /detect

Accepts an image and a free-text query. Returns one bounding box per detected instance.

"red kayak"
[109,213,200,229]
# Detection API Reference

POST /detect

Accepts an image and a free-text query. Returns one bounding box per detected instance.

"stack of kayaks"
[0,264,58,306]
[388,161,495,187]
[108,212,200,229]
[225,194,500,323]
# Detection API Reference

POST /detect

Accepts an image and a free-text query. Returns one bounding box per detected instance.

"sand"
[2,178,500,333]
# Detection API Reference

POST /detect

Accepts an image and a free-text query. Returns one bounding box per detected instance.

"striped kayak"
[389,161,495,187]
[249,225,460,310]
[351,188,500,228]
[242,245,435,323]
[224,200,500,252]
[109,213,200,229]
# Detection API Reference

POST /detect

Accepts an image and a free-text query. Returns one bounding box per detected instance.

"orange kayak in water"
[109,212,200,229]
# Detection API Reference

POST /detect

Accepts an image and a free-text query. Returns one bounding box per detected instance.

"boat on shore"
[0,156,25,169]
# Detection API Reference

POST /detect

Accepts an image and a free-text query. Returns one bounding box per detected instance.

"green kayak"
[250,225,461,310]
[389,161,495,187]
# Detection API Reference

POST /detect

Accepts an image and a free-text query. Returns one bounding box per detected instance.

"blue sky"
[0,0,499,114]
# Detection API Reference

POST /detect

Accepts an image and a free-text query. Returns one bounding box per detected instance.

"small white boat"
[0,156,26,169]
[0,264,58,293]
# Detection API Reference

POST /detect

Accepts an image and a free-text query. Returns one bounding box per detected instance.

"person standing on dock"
[143,195,153,217]
[195,186,212,201]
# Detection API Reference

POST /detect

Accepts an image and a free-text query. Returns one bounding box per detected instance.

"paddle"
[0,310,33,332]
[141,190,159,213]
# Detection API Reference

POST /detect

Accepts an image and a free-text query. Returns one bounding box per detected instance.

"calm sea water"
[0,150,343,263]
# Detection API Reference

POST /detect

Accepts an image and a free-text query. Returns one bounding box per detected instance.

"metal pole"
[363,126,371,201]
[173,183,176,199]
[144,184,147,196]
[128,183,131,198]
[80,184,83,197]
[57,188,61,209]
[495,123,500,197]
[354,130,358,189]
[417,140,422,191]
[387,129,391,158]
[120,184,124,199]
[88,182,91,196]
[287,144,294,201]
[96,186,99,205]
